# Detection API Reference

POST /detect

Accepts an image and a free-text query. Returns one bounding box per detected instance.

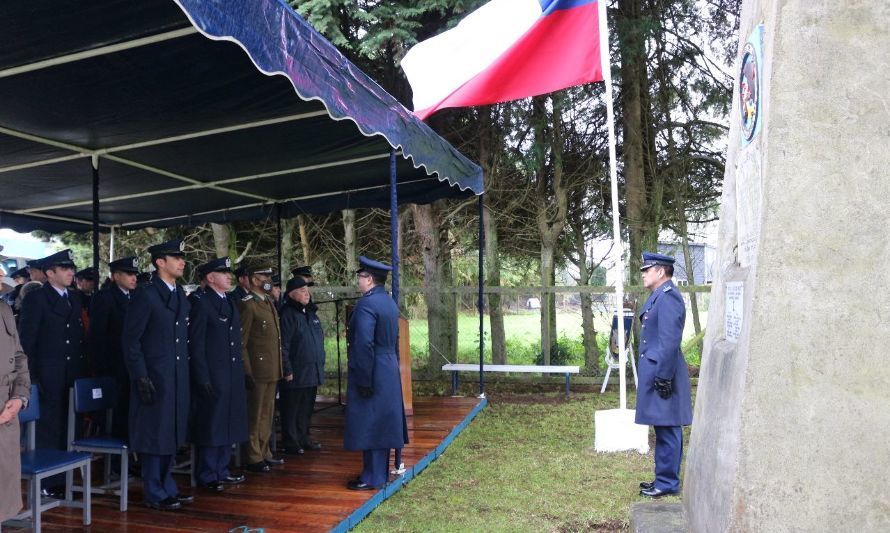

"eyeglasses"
[357,273,372,279]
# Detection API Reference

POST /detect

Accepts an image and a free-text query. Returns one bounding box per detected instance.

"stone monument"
[683,1,890,531]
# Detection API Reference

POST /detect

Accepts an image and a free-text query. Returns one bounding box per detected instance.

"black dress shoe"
[246,461,271,473]
[639,481,655,490]
[201,481,224,492]
[40,486,65,499]
[145,497,182,511]
[346,479,377,491]
[175,494,195,505]
[265,456,285,466]
[221,474,246,485]
[640,487,678,498]
[302,441,322,451]
[283,446,305,456]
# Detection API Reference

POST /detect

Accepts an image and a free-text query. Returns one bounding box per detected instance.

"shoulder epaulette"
[241,294,254,302]
[663,285,673,292]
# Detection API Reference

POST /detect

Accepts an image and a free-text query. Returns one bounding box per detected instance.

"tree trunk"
[210,223,230,258]
[342,209,358,277]
[297,214,311,265]
[677,199,702,335]
[412,202,457,374]
[575,230,600,374]
[483,206,507,365]
[540,242,556,364]
[280,218,296,279]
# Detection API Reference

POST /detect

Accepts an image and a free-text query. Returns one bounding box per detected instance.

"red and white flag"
[402,0,605,119]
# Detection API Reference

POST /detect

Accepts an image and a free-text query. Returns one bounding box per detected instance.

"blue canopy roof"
[0,0,483,233]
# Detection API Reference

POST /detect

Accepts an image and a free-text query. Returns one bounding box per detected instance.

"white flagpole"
[598,0,627,410]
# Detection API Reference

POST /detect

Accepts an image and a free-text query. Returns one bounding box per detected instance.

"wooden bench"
[442,364,581,397]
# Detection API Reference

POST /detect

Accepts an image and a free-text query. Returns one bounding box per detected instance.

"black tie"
[62,292,71,308]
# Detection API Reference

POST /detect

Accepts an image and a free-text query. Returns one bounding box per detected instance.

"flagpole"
[598,0,627,410]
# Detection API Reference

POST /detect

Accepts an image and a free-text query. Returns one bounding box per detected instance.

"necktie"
[62,292,71,309]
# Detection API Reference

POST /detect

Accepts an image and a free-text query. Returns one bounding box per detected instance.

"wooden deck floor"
[7,396,484,533]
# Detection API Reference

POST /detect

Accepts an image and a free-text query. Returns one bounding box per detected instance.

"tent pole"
[389,150,400,306]
[276,204,283,280]
[478,194,485,398]
[91,155,100,273]
[109,226,115,262]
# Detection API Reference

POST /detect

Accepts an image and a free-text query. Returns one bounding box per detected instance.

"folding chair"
[5,385,92,532]
[601,310,638,393]
[67,377,131,511]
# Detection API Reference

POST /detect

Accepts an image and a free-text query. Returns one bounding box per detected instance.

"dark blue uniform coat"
[89,286,132,439]
[635,280,693,427]
[18,284,85,449]
[121,276,191,455]
[187,289,248,447]
[280,300,325,389]
[344,286,408,451]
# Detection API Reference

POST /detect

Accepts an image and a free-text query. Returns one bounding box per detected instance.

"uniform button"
[229,327,233,331]
[66,340,70,344]
[176,321,179,326]
[66,324,70,328]
[66,356,70,361]
[232,357,236,362]
[230,342,234,346]
[643,340,647,343]
[176,356,180,360]
[176,338,180,343]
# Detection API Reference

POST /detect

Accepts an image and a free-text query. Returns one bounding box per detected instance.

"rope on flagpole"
[598,0,628,410]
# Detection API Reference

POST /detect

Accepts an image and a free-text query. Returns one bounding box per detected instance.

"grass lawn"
[354,386,693,532]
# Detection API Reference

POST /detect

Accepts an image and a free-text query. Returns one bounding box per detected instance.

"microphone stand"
[313,295,360,413]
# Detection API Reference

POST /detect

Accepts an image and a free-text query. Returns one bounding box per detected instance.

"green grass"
[354,387,692,532]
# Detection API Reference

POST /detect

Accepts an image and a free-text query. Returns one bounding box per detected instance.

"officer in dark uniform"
[232,265,250,300]
[3,267,29,309]
[291,265,313,282]
[90,256,139,441]
[74,267,98,313]
[17,249,85,496]
[238,265,285,473]
[635,252,693,498]
[188,257,248,491]
[344,256,407,490]
[15,257,47,315]
[270,274,284,311]
[279,276,325,455]
[122,240,192,511]
[136,271,153,286]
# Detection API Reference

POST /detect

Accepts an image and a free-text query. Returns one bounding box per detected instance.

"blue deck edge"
[330,397,489,532]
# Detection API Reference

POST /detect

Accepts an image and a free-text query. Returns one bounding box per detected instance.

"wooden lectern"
[399,317,413,416]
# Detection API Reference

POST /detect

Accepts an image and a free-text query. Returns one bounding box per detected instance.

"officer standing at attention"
[238,265,285,473]
[188,257,248,491]
[232,265,251,300]
[3,266,29,308]
[279,276,325,455]
[90,256,139,441]
[122,240,193,511]
[635,252,693,498]
[17,249,85,497]
[344,256,407,490]
[74,267,98,313]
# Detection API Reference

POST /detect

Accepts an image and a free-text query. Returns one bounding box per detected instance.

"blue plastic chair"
[67,377,131,511]
[7,384,92,532]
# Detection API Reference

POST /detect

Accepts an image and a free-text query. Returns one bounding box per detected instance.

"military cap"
[272,274,282,287]
[291,265,313,278]
[109,256,140,274]
[10,267,30,280]
[640,252,676,271]
[136,272,153,284]
[26,257,44,270]
[75,266,98,280]
[357,255,392,279]
[234,265,248,278]
[285,276,314,293]
[246,264,274,276]
[198,257,232,278]
[148,239,185,258]
[42,249,77,269]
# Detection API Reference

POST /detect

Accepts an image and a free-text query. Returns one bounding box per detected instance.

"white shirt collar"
[162,280,175,292]
[52,285,67,297]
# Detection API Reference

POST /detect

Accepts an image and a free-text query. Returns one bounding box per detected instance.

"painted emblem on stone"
[739,42,759,143]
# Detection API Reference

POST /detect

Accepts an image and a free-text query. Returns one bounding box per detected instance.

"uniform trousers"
[280,386,316,449]
[141,453,179,503]
[246,381,277,464]
[196,445,232,485]
[654,425,683,492]
[360,448,390,488]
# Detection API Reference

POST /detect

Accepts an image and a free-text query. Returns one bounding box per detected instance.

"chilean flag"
[402,0,604,120]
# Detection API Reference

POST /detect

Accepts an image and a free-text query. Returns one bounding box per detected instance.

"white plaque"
[92,388,103,400]
[725,282,744,342]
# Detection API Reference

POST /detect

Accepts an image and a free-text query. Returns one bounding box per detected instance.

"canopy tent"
[0,0,483,234]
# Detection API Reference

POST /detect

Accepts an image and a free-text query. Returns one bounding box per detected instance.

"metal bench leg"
[84,462,91,526]
[451,371,459,396]
[121,452,128,512]
[565,373,570,398]
[630,353,639,388]
[31,478,40,533]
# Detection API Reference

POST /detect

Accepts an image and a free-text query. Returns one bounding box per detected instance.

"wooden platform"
[7,396,486,533]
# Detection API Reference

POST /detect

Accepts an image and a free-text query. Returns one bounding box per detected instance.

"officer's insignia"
[179,241,185,252]
[663,285,672,293]
[241,295,253,302]
[225,258,231,268]
[132,258,139,268]
[67,250,74,261]
[219,317,229,322]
